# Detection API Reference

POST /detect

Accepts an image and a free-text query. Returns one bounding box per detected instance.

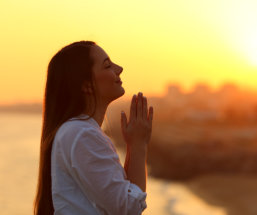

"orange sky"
[0,0,257,105]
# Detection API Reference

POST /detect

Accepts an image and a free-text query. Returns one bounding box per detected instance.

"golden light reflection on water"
[116,144,226,215]
[165,182,226,215]
[2,113,257,215]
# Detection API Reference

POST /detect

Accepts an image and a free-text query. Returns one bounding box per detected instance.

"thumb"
[121,111,127,132]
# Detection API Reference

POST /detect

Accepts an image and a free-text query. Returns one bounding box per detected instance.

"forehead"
[90,45,109,63]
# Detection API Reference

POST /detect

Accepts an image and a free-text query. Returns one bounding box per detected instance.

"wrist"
[129,144,147,156]
[126,140,148,149]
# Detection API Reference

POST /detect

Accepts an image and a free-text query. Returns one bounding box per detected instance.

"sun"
[243,29,257,66]
[236,28,257,67]
[239,36,257,67]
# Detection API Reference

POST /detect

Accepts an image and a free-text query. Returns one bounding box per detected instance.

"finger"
[121,111,127,132]
[142,96,147,120]
[129,94,137,121]
[137,92,143,119]
[148,106,153,122]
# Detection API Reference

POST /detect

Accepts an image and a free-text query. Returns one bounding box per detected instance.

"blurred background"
[1,0,257,214]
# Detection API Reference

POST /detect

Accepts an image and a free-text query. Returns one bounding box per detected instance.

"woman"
[33,40,153,215]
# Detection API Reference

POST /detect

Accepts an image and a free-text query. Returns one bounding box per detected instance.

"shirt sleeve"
[69,127,147,215]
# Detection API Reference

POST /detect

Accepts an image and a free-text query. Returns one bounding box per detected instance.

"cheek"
[98,72,115,82]
[95,72,116,91]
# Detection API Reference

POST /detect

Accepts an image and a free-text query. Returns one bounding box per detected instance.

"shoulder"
[55,118,107,146]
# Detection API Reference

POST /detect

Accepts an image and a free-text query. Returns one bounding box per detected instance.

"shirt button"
[128,189,131,192]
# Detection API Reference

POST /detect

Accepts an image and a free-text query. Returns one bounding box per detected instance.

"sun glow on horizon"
[1,0,257,104]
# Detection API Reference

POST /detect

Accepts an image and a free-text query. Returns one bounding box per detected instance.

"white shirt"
[51,113,147,215]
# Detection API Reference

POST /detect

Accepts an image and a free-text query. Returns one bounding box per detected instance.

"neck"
[83,98,109,127]
[91,105,108,127]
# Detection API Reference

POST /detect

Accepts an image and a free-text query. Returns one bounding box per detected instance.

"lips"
[115,79,122,84]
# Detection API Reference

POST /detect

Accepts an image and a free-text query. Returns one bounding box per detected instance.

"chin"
[119,87,125,96]
[110,88,125,102]
[116,88,125,99]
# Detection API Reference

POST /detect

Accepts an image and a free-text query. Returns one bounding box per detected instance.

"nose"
[116,65,123,75]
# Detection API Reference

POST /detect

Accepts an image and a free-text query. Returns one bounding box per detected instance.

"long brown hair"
[33,40,97,215]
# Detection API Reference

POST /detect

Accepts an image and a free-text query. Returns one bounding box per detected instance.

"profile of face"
[84,45,125,105]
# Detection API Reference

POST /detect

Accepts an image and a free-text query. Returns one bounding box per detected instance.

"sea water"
[0,112,226,215]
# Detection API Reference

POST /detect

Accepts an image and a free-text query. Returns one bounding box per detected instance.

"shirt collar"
[68,114,100,129]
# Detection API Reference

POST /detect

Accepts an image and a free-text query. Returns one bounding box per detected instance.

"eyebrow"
[102,57,110,64]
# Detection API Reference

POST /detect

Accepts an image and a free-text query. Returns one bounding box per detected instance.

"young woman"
[33,40,153,215]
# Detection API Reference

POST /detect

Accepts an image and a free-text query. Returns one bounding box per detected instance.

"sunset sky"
[1,0,257,105]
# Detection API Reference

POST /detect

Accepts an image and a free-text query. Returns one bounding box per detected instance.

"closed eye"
[103,57,112,68]
[105,60,112,68]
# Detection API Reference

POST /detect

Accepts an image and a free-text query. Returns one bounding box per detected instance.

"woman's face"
[89,45,125,104]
